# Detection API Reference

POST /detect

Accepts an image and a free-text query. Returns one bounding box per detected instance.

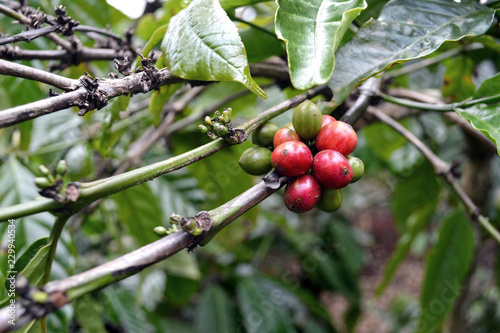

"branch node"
[53,5,79,36]
[78,72,108,115]
[180,211,213,243]
[38,179,64,202]
[449,158,462,178]
[65,182,81,202]
[113,54,132,76]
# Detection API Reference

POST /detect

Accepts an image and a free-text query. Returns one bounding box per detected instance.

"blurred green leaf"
[149,83,183,126]
[239,26,285,63]
[417,209,474,332]
[328,0,496,107]
[112,182,164,246]
[98,95,130,156]
[391,162,440,232]
[75,295,107,333]
[473,71,500,100]
[162,0,267,98]
[219,0,267,8]
[456,104,500,156]
[194,284,236,333]
[103,286,153,333]
[441,56,475,102]
[375,201,436,295]
[237,277,297,333]
[362,122,406,162]
[275,0,366,89]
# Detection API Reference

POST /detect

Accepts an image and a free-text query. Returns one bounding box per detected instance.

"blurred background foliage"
[0,0,500,332]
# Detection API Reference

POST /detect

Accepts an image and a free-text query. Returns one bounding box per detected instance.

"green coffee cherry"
[252,122,280,147]
[317,188,342,212]
[238,146,273,175]
[347,156,364,183]
[292,100,322,140]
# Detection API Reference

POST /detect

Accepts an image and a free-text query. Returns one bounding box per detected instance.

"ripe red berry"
[321,115,336,128]
[284,174,321,213]
[273,128,301,148]
[312,150,352,189]
[315,121,357,156]
[271,141,313,176]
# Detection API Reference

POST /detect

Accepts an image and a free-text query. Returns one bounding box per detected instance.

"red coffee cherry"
[321,115,336,128]
[312,150,352,189]
[271,141,313,176]
[273,128,301,148]
[284,174,321,213]
[315,121,357,156]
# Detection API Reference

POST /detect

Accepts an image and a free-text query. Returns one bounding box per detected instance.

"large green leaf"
[275,0,366,89]
[162,0,267,98]
[417,209,474,332]
[473,71,500,100]
[456,104,500,156]
[194,284,236,333]
[391,162,440,232]
[328,0,496,107]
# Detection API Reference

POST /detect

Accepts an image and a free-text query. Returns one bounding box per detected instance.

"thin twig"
[367,107,500,244]
[340,77,380,124]
[0,59,79,90]
[0,25,58,45]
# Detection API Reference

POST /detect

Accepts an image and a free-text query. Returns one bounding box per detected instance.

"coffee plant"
[0,0,500,332]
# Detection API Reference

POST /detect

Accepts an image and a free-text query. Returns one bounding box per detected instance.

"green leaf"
[456,104,500,156]
[149,83,183,126]
[103,286,154,333]
[441,55,475,102]
[391,162,440,232]
[239,25,286,63]
[219,0,267,8]
[275,0,367,90]
[162,0,267,98]
[98,95,130,156]
[473,71,500,100]
[417,209,474,332]
[237,278,297,333]
[112,182,164,247]
[375,201,436,296]
[328,0,496,107]
[75,295,107,333]
[194,284,236,333]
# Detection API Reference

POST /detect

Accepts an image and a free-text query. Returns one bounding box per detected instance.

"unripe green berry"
[153,226,169,237]
[38,165,51,176]
[35,177,52,189]
[56,160,68,176]
[199,124,209,134]
[215,124,228,137]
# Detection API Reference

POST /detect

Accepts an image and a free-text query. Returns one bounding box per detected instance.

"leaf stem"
[378,90,500,111]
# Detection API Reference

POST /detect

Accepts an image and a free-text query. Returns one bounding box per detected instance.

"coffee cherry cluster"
[239,100,364,213]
